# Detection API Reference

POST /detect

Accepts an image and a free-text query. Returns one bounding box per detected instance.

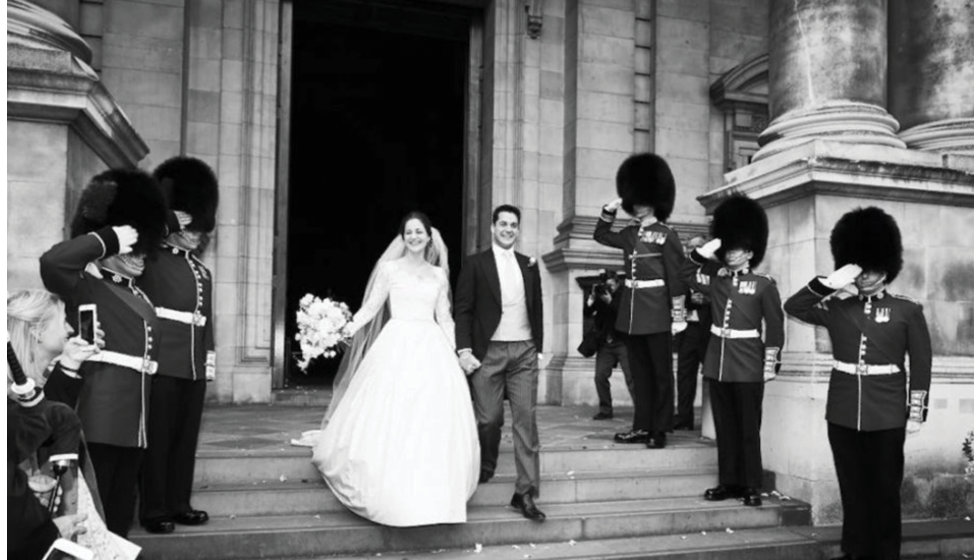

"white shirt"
[490,244,533,342]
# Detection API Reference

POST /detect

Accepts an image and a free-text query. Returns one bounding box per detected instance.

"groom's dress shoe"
[741,488,762,507]
[143,519,175,534]
[173,510,209,525]
[704,485,741,501]
[613,429,649,444]
[510,493,546,522]
[645,432,666,449]
[479,469,494,484]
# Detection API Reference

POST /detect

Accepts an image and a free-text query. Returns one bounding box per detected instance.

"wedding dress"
[311,260,479,526]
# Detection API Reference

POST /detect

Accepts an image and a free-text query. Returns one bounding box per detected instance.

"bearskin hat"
[615,153,676,221]
[710,194,769,268]
[153,156,219,232]
[70,168,167,256]
[830,206,903,283]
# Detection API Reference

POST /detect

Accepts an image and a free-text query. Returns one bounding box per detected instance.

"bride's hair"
[399,211,432,238]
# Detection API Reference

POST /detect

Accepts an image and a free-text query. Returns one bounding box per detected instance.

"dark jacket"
[454,249,544,361]
[39,229,160,448]
[8,406,60,560]
[137,243,215,381]
[784,278,932,431]
[593,208,685,335]
[682,250,785,383]
[585,285,626,345]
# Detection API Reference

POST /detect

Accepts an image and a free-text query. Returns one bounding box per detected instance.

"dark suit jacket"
[454,248,543,361]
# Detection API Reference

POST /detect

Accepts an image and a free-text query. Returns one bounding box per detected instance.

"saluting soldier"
[40,168,167,537]
[682,194,783,508]
[137,156,219,534]
[594,153,686,449]
[784,207,931,560]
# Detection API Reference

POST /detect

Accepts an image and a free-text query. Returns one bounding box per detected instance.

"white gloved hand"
[603,198,623,212]
[671,321,688,335]
[174,210,193,229]
[822,264,863,290]
[696,238,722,259]
[112,225,139,255]
[906,420,922,434]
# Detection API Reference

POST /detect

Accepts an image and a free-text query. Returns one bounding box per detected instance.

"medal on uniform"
[738,281,757,295]
[874,308,891,323]
[640,230,666,245]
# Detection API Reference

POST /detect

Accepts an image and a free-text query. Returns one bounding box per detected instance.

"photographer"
[585,270,634,420]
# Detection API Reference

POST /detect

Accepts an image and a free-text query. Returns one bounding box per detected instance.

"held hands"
[822,264,863,290]
[112,225,139,255]
[457,350,481,375]
[671,322,687,335]
[697,238,722,259]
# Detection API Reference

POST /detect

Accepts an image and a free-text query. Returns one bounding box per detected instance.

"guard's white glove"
[696,238,722,259]
[112,225,139,255]
[603,198,623,213]
[174,210,193,229]
[821,264,863,290]
[906,420,922,434]
[671,321,688,335]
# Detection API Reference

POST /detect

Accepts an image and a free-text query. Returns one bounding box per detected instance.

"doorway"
[275,1,479,387]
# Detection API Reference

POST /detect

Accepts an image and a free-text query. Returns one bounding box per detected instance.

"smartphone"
[42,538,93,560]
[77,304,97,345]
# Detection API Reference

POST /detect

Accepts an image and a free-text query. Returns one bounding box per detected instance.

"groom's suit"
[455,247,543,497]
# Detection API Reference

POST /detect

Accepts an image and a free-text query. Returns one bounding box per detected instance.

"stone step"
[301,527,822,560]
[132,496,810,560]
[194,467,721,517]
[194,441,718,486]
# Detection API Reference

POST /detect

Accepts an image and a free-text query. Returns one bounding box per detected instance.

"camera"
[590,283,610,298]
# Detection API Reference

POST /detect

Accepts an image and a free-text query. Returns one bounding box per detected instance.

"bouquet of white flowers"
[294,293,352,372]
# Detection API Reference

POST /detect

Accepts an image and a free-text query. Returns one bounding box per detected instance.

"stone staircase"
[132,429,812,559]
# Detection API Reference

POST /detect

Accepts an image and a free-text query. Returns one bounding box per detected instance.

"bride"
[311,211,480,527]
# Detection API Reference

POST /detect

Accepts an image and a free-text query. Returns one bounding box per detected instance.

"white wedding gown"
[312,262,480,526]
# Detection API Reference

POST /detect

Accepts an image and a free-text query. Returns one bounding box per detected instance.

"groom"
[455,204,546,522]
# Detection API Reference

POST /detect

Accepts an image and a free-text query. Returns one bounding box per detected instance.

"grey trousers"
[469,340,541,497]
[595,340,634,415]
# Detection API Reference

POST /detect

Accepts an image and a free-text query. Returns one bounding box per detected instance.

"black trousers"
[707,378,763,489]
[828,422,906,560]
[87,442,143,537]
[675,319,710,425]
[624,332,673,433]
[594,340,634,415]
[140,376,207,522]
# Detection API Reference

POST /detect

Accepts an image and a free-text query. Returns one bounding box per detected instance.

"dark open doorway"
[281,1,475,386]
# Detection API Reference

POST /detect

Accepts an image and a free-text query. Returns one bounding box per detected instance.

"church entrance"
[273,1,481,387]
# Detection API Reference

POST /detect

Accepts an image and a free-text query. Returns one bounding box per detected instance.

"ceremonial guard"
[137,156,219,534]
[40,168,167,537]
[784,207,931,560]
[682,194,783,507]
[674,235,712,431]
[594,153,686,449]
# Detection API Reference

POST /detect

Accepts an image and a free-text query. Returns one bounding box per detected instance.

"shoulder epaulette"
[891,293,922,306]
[757,273,776,284]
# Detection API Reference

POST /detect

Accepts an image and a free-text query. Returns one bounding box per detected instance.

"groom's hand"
[457,349,481,374]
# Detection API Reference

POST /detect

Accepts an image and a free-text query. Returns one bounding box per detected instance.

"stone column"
[889,0,974,154]
[754,0,904,160]
[7,0,147,289]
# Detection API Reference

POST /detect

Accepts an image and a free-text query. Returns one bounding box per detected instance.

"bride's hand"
[341,323,357,339]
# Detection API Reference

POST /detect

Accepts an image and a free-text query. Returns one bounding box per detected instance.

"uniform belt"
[710,325,760,339]
[156,307,207,326]
[87,351,158,375]
[833,361,900,375]
[625,279,665,289]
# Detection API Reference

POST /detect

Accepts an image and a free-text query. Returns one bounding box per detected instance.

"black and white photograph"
[6,0,975,559]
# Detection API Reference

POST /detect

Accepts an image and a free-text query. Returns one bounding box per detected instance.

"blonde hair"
[7,289,66,386]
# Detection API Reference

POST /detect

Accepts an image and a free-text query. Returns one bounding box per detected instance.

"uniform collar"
[630,216,660,228]
[101,266,134,286]
[164,242,191,257]
[859,289,887,302]
[718,267,751,277]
